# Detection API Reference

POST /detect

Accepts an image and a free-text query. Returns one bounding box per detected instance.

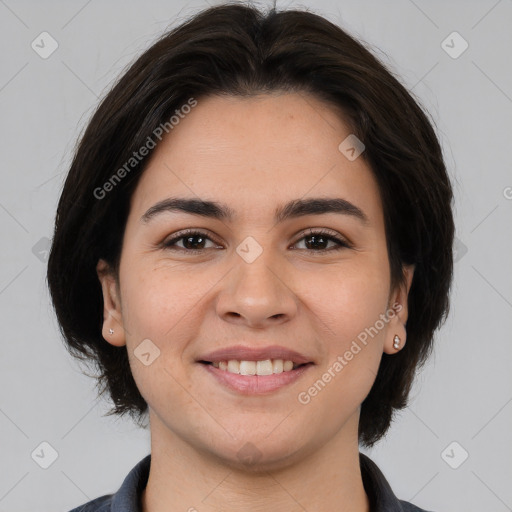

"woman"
[47,2,454,511]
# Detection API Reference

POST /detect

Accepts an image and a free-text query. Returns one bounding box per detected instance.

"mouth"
[197,358,314,395]
[198,359,312,375]
[196,345,315,394]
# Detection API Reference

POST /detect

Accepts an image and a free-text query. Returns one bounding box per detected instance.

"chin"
[204,433,309,474]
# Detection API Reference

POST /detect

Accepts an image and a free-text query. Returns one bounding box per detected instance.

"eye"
[162,229,221,252]
[292,228,351,253]
[162,228,351,253]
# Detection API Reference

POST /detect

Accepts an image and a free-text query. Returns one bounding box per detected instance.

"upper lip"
[198,345,314,365]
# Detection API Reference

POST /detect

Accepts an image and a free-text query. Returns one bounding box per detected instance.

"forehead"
[128,93,383,226]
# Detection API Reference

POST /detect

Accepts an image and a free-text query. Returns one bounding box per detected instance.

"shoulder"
[399,499,436,512]
[359,452,438,512]
[64,454,151,512]
[66,494,113,512]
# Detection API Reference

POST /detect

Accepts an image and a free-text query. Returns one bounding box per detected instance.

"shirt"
[67,453,434,512]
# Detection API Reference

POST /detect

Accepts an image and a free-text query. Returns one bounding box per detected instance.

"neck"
[141,411,370,512]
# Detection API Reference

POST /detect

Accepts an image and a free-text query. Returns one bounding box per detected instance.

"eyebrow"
[140,196,369,225]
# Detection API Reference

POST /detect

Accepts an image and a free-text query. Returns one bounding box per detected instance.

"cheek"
[120,260,211,340]
[296,256,390,345]
[293,258,389,410]
[119,265,201,413]
[295,267,387,422]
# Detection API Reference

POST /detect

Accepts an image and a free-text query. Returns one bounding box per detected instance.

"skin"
[96,92,414,512]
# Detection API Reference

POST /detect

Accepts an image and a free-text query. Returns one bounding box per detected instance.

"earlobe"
[383,264,415,355]
[96,259,126,347]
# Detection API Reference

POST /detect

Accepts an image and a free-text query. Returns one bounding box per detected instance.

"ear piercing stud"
[109,328,114,335]
[393,334,401,350]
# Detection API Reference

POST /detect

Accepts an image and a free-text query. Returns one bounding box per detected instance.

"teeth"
[239,361,256,375]
[212,359,299,375]
[257,360,273,375]
[272,359,283,373]
[227,360,240,374]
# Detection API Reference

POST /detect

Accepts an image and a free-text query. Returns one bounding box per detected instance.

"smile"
[203,359,302,375]
[199,360,314,394]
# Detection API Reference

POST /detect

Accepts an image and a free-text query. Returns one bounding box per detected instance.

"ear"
[96,259,126,347]
[383,264,415,355]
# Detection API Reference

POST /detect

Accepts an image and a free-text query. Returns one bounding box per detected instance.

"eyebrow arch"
[140,196,369,225]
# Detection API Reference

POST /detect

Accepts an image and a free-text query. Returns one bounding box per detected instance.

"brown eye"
[163,230,220,252]
[293,229,351,252]
[162,228,351,254]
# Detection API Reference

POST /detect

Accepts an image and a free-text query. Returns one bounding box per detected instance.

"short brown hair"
[47,1,454,448]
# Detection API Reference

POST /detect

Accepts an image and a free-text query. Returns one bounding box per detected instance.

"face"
[97,92,413,470]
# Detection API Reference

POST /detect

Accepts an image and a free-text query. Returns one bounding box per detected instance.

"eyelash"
[162,228,352,254]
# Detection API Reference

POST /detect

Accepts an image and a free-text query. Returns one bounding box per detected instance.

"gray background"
[1,0,511,510]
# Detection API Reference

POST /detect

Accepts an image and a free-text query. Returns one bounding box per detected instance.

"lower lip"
[200,363,313,395]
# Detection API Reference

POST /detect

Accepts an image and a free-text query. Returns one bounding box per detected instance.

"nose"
[215,254,298,329]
